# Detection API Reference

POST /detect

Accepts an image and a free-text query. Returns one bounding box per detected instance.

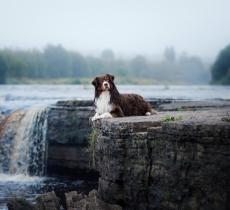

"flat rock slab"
[158,100,230,111]
[100,108,230,126]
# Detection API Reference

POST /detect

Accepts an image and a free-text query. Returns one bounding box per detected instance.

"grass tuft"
[161,115,183,122]
[88,128,98,168]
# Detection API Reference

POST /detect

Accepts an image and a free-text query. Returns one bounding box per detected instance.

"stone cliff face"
[46,100,95,175]
[94,109,230,210]
[43,100,230,210]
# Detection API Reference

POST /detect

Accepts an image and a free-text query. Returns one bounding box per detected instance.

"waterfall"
[0,107,48,176]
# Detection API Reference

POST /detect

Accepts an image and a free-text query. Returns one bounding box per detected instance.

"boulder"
[65,190,122,210]
[36,191,60,210]
[7,198,37,210]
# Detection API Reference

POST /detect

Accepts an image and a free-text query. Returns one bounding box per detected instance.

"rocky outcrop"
[36,191,60,210]
[4,100,230,210]
[94,108,230,210]
[7,198,37,210]
[65,189,122,210]
[7,190,121,210]
[45,99,230,175]
[46,101,94,175]
[156,99,230,111]
[7,191,60,210]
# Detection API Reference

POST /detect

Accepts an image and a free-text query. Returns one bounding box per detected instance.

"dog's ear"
[106,74,115,81]
[92,77,99,87]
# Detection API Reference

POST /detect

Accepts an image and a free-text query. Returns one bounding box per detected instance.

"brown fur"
[92,74,156,117]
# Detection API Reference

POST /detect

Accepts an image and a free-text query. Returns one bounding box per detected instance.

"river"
[1,85,230,113]
[0,84,230,209]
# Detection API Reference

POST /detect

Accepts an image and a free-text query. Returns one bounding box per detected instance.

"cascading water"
[0,107,48,176]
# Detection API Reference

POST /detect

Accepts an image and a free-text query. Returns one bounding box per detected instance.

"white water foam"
[0,106,48,176]
[0,173,45,183]
[9,107,48,176]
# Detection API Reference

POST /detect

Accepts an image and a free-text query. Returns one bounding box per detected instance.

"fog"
[0,0,230,60]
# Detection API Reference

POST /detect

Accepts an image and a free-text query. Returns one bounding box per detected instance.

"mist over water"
[0,0,230,85]
[0,0,229,60]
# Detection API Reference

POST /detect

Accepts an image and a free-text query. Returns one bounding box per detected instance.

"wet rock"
[0,112,5,123]
[7,197,37,210]
[36,191,60,210]
[0,110,26,173]
[65,190,122,210]
[155,99,230,111]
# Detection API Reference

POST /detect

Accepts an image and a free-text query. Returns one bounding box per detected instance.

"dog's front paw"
[91,113,100,122]
[92,116,97,121]
[92,116,100,121]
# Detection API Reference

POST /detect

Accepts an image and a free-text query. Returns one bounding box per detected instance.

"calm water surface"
[0,85,229,113]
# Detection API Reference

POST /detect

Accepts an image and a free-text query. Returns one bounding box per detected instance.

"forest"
[0,45,210,84]
[211,44,230,85]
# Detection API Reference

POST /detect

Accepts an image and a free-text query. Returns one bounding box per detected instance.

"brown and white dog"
[91,74,156,121]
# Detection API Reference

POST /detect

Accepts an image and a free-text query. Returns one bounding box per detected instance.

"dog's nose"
[104,83,108,87]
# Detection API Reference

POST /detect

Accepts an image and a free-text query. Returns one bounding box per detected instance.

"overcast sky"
[0,0,229,60]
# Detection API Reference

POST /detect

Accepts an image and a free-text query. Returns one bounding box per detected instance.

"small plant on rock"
[88,128,98,168]
[161,115,183,122]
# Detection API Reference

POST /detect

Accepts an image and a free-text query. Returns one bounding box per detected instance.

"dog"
[91,74,156,121]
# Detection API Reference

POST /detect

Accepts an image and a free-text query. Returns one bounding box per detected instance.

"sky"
[0,0,230,61]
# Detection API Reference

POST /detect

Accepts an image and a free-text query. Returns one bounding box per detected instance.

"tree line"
[0,45,210,84]
[211,44,230,85]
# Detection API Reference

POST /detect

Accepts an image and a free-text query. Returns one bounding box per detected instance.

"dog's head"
[92,74,115,92]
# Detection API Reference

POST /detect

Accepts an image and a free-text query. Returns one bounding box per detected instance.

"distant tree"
[211,44,230,84]
[0,45,211,84]
[0,55,7,84]
[179,54,209,84]
[130,55,149,77]
[164,47,176,62]
[101,49,115,61]
[70,52,88,77]
[43,44,71,78]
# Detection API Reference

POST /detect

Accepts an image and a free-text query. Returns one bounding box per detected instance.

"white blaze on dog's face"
[91,74,115,93]
[102,80,110,91]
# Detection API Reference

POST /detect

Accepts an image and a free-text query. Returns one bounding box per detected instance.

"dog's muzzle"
[103,81,110,90]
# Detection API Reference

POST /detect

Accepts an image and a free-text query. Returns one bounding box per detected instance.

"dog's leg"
[92,112,113,121]
[92,113,100,121]
[145,109,158,116]
[111,106,124,117]
[98,112,113,119]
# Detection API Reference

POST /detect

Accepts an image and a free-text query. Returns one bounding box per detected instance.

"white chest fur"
[95,91,112,114]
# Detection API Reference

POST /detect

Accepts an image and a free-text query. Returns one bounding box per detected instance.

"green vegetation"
[0,45,210,84]
[0,56,7,84]
[211,44,230,85]
[161,115,183,122]
[88,128,98,168]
